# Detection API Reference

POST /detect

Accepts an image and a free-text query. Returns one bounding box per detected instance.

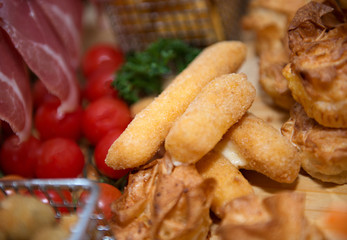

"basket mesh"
[103,0,249,52]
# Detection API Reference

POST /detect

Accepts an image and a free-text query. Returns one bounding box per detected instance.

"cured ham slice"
[0,0,80,115]
[36,0,83,69]
[0,30,32,142]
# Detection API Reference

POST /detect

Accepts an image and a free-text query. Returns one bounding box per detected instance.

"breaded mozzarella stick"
[214,112,301,183]
[106,41,247,170]
[165,73,255,165]
[196,150,254,218]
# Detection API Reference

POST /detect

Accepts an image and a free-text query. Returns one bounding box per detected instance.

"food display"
[281,0,347,184]
[165,73,256,166]
[106,41,247,170]
[215,112,301,183]
[241,0,311,109]
[0,0,346,239]
[283,0,347,128]
[282,103,347,184]
[196,151,254,217]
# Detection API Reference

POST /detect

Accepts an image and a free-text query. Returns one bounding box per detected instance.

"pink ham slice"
[0,30,32,142]
[36,0,83,69]
[0,0,80,116]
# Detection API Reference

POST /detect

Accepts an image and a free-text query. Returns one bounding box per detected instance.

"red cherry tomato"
[35,102,83,141]
[0,135,41,178]
[31,189,73,214]
[80,183,122,221]
[94,129,130,179]
[83,65,118,102]
[82,97,132,145]
[35,138,85,178]
[82,44,124,78]
[32,80,60,109]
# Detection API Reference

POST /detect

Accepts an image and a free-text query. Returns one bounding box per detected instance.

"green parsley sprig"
[113,39,201,104]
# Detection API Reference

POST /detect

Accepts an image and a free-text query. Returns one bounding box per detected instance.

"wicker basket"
[102,0,249,52]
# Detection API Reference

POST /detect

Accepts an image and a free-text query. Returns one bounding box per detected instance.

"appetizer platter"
[0,0,346,239]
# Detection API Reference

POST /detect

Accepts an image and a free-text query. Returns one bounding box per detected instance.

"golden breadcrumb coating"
[196,150,254,218]
[215,112,301,183]
[165,73,255,165]
[106,41,247,170]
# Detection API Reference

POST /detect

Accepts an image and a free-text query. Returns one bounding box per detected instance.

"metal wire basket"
[102,0,249,52]
[0,178,115,240]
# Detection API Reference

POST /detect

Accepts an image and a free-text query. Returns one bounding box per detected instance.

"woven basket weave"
[103,0,249,52]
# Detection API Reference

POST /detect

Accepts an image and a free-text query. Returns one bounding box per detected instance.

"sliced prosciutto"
[36,0,83,69]
[0,30,32,142]
[0,0,80,115]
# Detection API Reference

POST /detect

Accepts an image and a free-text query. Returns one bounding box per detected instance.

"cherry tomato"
[80,183,122,221]
[35,102,83,141]
[30,189,73,214]
[0,135,41,178]
[82,44,124,78]
[83,65,118,102]
[35,138,85,178]
[32,80,60,109]
[94,130,130,179]
[82,97,132,145]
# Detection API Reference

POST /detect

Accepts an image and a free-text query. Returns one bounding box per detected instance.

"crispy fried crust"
[217,192,324,240]
[281,103,347,184]
[110,158,216,240]
[196,150,254,218]
[106,41,247,170]
[241,0,310,109]
[165,73,255,165]
[215,112,301,183]
[284,1,347,128]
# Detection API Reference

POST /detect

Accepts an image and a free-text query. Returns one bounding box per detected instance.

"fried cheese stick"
[196,150,254,218]
[165,73,255,165]
[214,112,301,183]
[106,41,247,170]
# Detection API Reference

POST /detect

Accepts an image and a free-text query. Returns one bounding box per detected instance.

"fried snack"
[283,1,347,128]
[241,0,310,109]
[165,73,256,165]
[214,112,301,183]
[111,158,216,240]
[0,194,56,240]
[258,36,295,110]
[217,192,324,240]
[130,96,155,117]
[106,41,247,170]
[196,150,254,218]
[281,103,347,184]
